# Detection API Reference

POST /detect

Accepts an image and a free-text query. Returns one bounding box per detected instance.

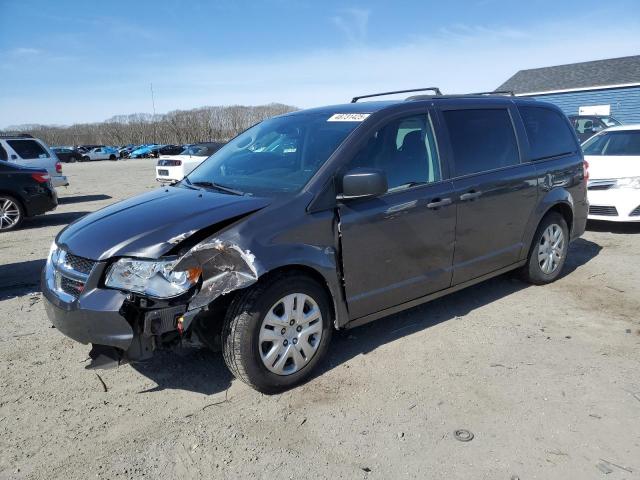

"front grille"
[630,205,640,217]
[60,276,85,297]
[589,205,618,216]
[48,249,96,301]
[64,252,96,275]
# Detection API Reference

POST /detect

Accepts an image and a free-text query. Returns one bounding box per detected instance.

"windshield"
[601,117,620,127]
[184,113,364,196]
[583,131,640,156]
[180,145,215,156]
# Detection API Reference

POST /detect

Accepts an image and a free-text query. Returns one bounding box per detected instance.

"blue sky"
[1,0,639,127]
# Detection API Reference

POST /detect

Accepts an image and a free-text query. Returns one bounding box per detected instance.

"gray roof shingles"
[497,55,640,94]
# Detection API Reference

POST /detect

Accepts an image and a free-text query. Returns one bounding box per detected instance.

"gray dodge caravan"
[42,89,588,393]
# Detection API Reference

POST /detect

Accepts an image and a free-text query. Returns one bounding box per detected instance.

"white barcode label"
[327,113,371,122]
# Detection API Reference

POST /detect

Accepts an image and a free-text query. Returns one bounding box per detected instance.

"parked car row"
[52,143,204,162]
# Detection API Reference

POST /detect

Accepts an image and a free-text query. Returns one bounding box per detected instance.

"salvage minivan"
[42,89,588,393]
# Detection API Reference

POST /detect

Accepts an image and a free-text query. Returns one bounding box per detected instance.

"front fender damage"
[176,238,261,310]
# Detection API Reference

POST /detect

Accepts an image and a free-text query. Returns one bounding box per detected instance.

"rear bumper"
[52,175,69,187]
[155,165,185,182]
[23,184,57,216]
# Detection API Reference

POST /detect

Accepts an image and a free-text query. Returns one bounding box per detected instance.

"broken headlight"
[105,258,201,298]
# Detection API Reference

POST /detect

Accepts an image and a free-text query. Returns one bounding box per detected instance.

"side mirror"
[338,168,388,200]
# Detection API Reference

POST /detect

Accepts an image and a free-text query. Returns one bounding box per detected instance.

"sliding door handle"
[460,191,482,201]
[426,197,452,209]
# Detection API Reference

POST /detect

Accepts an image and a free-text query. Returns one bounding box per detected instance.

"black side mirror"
[338,168,388,200]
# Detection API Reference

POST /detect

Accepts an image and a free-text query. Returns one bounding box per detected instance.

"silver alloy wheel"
[537,223,565,274]
[259,293,323,376]
[0,197,21,230]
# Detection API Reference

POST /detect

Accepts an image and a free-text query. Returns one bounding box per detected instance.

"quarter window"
[519,106,577,160]
[347,114,441,191]
[443,109,519,177]
[6,140,49,159]
[0,144,7,161]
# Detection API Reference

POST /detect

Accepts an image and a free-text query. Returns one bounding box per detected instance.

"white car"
[583,125,640,221]
[0,133,68,187]
[155,142,223,183]
[81,147,119,161]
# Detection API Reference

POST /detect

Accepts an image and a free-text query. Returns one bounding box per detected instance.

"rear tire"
[222,273,333,394]
[520,212,569,285]
[0,195,25,231]
[109,154,117,161]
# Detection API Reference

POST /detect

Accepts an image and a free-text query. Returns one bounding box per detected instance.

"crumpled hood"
[56,186,270,261]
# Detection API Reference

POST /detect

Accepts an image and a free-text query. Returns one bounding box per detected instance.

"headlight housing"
[613,177,640,189]
[105,258,201,298]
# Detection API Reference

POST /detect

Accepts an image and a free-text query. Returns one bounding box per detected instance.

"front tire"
[222,273,333,393]
[520,212,569,285]
[109,154,117,161]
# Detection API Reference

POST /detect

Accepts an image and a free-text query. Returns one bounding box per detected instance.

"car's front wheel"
[521,212,569,285]
[222,272,333,393]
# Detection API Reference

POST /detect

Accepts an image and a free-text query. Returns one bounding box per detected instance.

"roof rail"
[351,87,442,103]
[468,90,515,96]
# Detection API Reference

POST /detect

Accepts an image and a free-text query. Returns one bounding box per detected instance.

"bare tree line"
[2,103,298,146]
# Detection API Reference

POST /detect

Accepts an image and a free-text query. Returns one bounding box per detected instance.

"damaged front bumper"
[41,240,260,368]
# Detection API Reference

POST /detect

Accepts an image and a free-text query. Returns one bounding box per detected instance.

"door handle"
[460,191,482,201]
[426,197,452,209]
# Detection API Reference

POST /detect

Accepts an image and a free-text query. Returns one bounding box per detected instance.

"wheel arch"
[0,189,27,212]
[520,187,576,261]
[257,264,341,329]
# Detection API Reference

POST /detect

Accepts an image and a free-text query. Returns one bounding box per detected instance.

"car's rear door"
[436,101,538,285]
[338,107,456,319]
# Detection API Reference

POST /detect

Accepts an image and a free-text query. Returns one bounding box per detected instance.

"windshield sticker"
[327,113,371,122]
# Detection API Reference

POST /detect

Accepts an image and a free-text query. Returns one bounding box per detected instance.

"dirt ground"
[1,159,639,480]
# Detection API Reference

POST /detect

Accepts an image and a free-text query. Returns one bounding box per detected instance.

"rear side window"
[6,140,49,159]
[582,131,640,156]
[0,143,7,161]
[519,106,577,160]
[443,109,519,177]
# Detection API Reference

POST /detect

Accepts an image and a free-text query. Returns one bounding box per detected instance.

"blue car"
[129,144,161,159]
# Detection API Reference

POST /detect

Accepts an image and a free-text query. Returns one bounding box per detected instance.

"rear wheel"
[0,195,24,231]
[520,212,569,285]
[109,154,117,161]
[222,273,333,393]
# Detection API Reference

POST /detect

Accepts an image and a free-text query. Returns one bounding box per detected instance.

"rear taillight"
[55,162,62,174]
[31,172,51,183]
[583,160,589,182]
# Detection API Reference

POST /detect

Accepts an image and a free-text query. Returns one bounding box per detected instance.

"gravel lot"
[1,159,639,479]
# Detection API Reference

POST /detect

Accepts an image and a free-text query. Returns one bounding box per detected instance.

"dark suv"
[42,89,588,393]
